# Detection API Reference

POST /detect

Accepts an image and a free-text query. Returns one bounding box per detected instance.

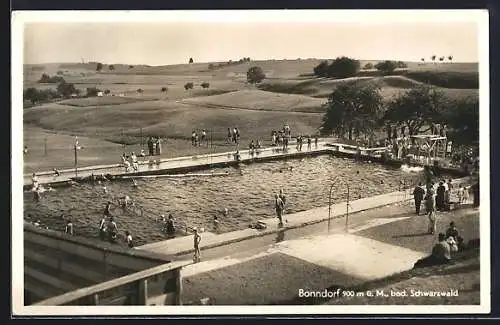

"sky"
[21,12,480,65]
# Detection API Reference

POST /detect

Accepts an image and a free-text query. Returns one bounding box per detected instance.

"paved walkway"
[181,206,479,305]
[137,189,414,256]
[24,142,333,187]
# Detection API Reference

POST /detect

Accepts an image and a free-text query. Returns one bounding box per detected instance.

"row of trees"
[320,83,478,146]
[183,82,210,90]
[313,57,411,78]
[38,73,65,84]
[208,57,251,70]
[421,55,453,63]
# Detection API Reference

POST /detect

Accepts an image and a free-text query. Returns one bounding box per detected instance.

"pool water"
[24,155,427,246]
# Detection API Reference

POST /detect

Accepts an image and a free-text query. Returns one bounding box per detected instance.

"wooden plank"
[25,266,77,293]
[24,250,59,270]
[34,260,191,306]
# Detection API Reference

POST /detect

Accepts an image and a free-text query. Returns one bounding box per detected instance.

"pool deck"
[137,173,470,257]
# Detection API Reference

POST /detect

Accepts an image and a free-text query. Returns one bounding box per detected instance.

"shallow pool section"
[24,155,426,246]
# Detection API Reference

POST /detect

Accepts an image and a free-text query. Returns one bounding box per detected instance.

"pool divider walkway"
[137,175,470,257]
[136,189,413,256]
[23,142,333,187]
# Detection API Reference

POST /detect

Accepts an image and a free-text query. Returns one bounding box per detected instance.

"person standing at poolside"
[227,128,232,143]
[275,193,285,227]
[156,137,162,155]
[193,228,202,263]
[413,182,426,215]
[201,129,207,146]
[425,186,437,235]
[307,136,312,150]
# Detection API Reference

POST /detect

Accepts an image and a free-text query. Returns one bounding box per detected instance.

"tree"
[161,86,168,93]
[313,60,330,77]
[383,85,447,136]
[109,65,115,70]
[24,88,40,105]
[246,66,266,84]
[320,83,384,140]
[421,58,425,62]
[443,96,478,145]
[57,82,79,98]
[86,87,101,97]
[396,61,408,68]
[439,57,444,62]
[448,55,453,62]
[431,55,436,63]
[184,82,194,90]
[96,62,103,71]
[57,70,64,75]
[189,58,194,64]
[208,63,214,70]
[201,82,210,89]
[129,65,134,69]
[326,56,360,79]
[104,89,111,95]
[363,63,374,70]
[136,88,144,94]
[374,60,397,75]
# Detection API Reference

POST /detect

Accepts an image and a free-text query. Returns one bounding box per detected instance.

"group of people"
[99,201,134,247]
[227,127,241,145]
[147,136,162,156]
[191,129,209,147]
[413,179,472,235]
[121,152,143,172]
[295,135,316,152]
[414,221,467,268]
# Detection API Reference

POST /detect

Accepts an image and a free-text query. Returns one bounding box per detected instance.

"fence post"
[137,279,148,305]
[328,180,336,233]
[175,268,183,305]
[345,184,350,232]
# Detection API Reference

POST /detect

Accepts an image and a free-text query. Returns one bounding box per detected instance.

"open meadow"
[22,59,479,172]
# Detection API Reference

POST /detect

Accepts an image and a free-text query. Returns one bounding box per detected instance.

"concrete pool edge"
[137,175,471,257]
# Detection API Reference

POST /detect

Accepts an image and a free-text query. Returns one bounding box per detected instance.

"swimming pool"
[24,154,429,246]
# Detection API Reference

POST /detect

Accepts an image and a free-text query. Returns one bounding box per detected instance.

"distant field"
[22,59,479,166]
[23,99,322,143]
[259,76,478,100]
[182,89,326,113]
[58,96,150,107]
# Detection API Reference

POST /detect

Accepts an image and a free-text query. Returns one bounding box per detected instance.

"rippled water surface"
[24,155,427,246]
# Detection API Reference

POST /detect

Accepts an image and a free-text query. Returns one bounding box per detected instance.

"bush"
[109,65,115,70]
[208,63,214,70]
[86,87,101,97]
[201,82,210,89]
[104,89,111,95]
[129,65,134,69]
[184,82,194,90]
[327,57,360,79]
[363,63,374,70]
[189,58,194,64]
[313,60,329,77]
[136,88,144,94]
[24,87,61,105]
[374,61,398,75]
[247,66,266,84]
[56,70,64,75]
[396,61,408,68]
[57,82,79,98]
[405,71,478,89]
[38,73,65,84]
[96,62,103,71]
[161,86,168,93]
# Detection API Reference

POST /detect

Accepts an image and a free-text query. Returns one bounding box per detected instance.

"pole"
[74,144,78,177]
[345,184,350,232]
[44,137,47,156]
[328,181,335,233]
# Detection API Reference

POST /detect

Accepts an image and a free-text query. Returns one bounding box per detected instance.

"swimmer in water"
[223,208,229,218]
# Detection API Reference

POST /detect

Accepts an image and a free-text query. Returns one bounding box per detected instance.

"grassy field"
[22,59,479,172]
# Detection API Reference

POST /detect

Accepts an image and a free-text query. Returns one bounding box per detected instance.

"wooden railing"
[33,260,192,306]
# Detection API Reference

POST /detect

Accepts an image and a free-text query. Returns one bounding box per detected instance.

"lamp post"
[74,136,79,177]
